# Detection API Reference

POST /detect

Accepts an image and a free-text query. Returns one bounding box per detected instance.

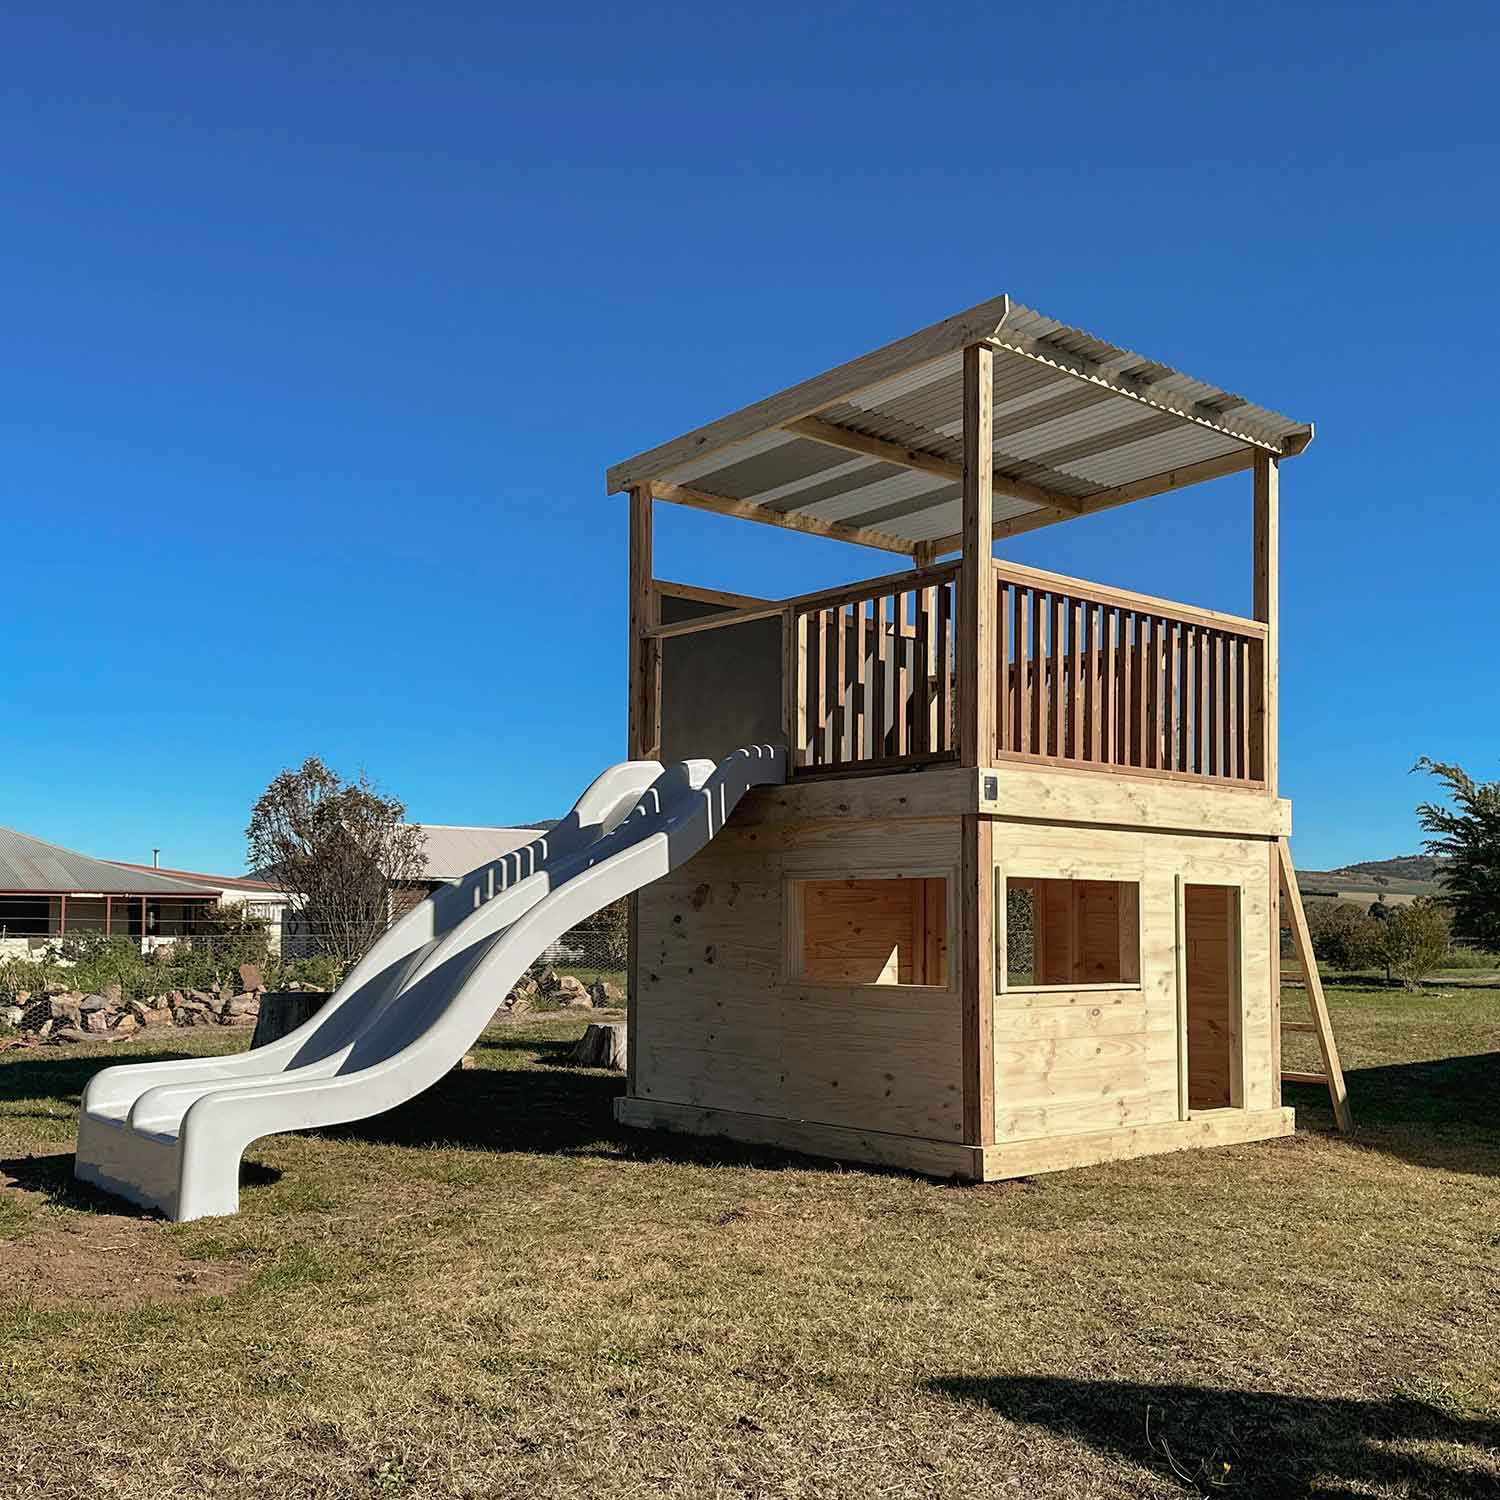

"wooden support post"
[1252,453,1278,790]
[962,815,995,1145]
[959,344,994,767]
[628,483,660,760]
[1277,839,1352,1133]
[105,895,112,937]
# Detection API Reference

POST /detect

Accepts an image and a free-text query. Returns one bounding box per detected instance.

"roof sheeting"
[0,826,222,896]
[607,295,1312,550]
[413,825,547,882]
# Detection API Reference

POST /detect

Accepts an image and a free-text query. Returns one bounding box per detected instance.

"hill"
[1298,853,1447,904]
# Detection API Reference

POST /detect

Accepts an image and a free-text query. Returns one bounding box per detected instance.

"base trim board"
[978,1106,1295,1180]
[614,1096,985,1180]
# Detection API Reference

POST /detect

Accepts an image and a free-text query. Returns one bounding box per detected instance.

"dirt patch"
[0,1153,253,1308]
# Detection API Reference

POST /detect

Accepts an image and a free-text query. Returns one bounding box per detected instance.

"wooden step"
[1281,1021,1318,1034]
[1282,1070,1329,1085]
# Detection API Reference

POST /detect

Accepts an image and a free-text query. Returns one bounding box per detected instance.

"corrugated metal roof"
[607,295,1313,550]
[0,826,223,896]
[413,825,547,882]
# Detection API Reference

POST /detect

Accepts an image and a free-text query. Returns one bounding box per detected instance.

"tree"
[1374,899,1450,991]
[1302,898,1383,971]
[247,757,426,967]
[1412,758,1500,950]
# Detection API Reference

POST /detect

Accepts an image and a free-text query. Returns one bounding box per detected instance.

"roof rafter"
[647,479,916,556]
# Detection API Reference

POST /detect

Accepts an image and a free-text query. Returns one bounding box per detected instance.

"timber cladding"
[993,821,1274,1144]
[632,809,966,1143]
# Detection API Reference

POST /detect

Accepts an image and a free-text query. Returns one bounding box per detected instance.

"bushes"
[1380,900,1451,991]
[1303,898,1383,971]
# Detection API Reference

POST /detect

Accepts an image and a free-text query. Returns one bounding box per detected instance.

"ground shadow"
[929,1374,1500,1498]
[1286,1051,1500,1177]
[0,1151,280,1218]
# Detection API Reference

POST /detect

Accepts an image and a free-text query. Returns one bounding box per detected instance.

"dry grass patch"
[0,996,1495,1498]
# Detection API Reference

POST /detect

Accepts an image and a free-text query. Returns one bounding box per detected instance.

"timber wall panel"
[992,819,1276,1142]
[633,811,967,1143]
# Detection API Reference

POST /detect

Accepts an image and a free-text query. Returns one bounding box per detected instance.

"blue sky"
[2,2,1494,874]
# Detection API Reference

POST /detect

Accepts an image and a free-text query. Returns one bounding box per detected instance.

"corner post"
[628,482,660,760]
[959,343,994,767]
[959,344,996,1151]
[1252,453,1278,791]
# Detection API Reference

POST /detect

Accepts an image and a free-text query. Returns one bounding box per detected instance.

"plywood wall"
[993,823,1274,1144]
[634,815,966,1142]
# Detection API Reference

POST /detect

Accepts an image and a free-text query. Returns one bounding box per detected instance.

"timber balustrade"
[990,559,1268,785]
[643,558,1267,785]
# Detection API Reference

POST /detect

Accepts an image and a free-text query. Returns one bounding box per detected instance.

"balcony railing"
[649,558,1268,788]
[990,560,1268,785]
[787,562,961,772]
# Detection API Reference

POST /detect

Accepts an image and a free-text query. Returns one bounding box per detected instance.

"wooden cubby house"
[608,295,1348,1182]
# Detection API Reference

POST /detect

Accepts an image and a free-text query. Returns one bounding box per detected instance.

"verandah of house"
[0,825,224,950]
[609,294,1305,783]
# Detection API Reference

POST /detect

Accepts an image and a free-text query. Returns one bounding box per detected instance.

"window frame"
[784,866,956,993]
[995,870,1145,995]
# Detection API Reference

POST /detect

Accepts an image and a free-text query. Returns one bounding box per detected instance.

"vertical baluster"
[834,604,849,767]
[852,600,867,762]
[873,594,889,758]
[1238,637,1251,779]
[996,579,1009,755]
[1206,630,1218,774]
[1049,594,1064,757]
[914,584,932,756]
[1222,632,1235,779]
[890,589,906,757]
[1178,623,1192,773]
[1102,608,1117,766]
[794,611,809,767]
[1086,603,1100,763]
[1117,611,1133,766]
[1015,585,1028,755]
[1030,589,1044,755]
[937,579,952,753]
[1068,597,1083,762]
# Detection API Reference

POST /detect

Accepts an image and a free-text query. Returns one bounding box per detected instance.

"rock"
[79,993,109,1014]
[138,1007,173,1028]
[111,1013,139,1035]
[35,1019,53,1038]
[3,1005,24,1028]
[504,988,533,1015]
[554,975,593,1008]
[82,1011,111,1034]
[237,963,265,993]
[188,989,217,1006]
[567,1022,628,1071]
[48,996,82,1024]
[221,993,260,1018]
[50,1025,92,1044]
[451,1052,478,1071]
[536,966,559,994]
[100,982,122,1006]
[589,979,625,1007]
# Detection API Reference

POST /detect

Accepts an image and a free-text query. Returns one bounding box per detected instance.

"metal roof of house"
[412,825,546,882]
[108,862,284,896]
[606,294,1313,554]
[0,826,222,896]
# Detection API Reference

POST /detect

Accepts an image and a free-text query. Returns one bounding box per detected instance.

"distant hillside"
[1298,853,1447,904]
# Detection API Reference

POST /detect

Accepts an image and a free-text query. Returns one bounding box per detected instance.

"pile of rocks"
[502,967,625,1015]
[0,964,270,1048]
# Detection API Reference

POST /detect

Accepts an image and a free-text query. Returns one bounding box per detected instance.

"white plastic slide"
[75,745,785,1220]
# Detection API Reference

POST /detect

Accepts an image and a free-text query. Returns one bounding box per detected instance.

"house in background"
[0,826,244,956]
[108,860,294,953]
[387,824,548,922]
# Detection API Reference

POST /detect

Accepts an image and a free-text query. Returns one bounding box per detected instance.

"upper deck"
[610,295,1309,797]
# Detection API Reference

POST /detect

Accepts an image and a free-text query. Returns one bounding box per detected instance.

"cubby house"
[608,295,1348,1182]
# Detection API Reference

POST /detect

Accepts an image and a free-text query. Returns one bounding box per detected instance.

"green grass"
[0,991,1496,1498]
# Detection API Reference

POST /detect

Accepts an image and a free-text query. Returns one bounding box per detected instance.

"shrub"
[1376,899,1451,991]
[1302,898,1383,971]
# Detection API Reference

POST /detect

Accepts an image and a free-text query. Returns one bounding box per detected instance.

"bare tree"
[247,758,426,968]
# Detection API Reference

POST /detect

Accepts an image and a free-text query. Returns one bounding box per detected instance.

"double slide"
[75,746,785,1220]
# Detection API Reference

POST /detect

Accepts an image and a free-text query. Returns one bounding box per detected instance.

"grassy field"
[1,988,1496,1499]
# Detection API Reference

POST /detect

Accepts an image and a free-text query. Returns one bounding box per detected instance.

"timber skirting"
[615,1097,1295,1183]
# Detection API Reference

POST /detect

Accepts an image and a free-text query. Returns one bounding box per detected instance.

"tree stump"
[250,991,333,1050]
[567,1022,627,1072]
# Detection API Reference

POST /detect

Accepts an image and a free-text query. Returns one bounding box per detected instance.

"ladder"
[1276,838,1353,1133]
